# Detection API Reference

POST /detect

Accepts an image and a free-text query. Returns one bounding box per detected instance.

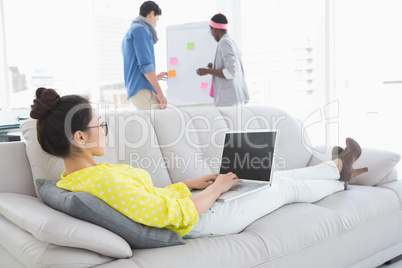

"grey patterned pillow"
[36,178,185,248]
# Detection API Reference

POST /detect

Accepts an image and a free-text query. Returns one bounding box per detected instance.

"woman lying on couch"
[30,87,368,238]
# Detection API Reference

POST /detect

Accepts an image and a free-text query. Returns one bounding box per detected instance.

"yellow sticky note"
[168,70,176,77]
[187,42,195,50]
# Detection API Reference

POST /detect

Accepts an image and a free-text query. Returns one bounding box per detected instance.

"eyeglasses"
[85,121,108,136]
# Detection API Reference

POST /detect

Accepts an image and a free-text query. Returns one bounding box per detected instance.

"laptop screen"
[219,131,277,181]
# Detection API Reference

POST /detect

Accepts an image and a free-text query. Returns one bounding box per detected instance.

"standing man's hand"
[196,63,225,78]
[156,72,168,109]
[196,68,209,76]
[157,72,168,81]
[144,71,168,110]
[157,93,167,109]
[196,63,213,76]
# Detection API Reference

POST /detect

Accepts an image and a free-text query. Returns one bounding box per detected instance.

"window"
[0,0,9,111]
[2,0,100,109]
[239,0,328,145]
[241,0,326,120]
[1,0,216,112]
[334,0,402,154]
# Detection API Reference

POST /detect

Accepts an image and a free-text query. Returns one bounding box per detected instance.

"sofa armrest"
[0,142,36,196]
[0,193,132,258]
[308,145,400,186]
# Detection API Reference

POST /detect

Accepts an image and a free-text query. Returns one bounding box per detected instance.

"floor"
[378,256,402,268]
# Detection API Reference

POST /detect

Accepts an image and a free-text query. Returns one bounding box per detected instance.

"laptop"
[216,130,278,202]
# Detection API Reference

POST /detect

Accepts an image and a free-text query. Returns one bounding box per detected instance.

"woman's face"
[83,110,107,157]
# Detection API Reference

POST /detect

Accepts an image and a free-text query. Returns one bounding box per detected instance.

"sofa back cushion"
[107,106,312,186]
[106,111,173,187]
[22,106,312,193]
[217,106,313,171]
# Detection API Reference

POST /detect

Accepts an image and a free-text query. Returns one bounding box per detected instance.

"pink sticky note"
[200,82,208,90]
[170,57,178,65]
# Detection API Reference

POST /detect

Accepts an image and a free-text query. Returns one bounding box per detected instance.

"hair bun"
[30,87,61,120]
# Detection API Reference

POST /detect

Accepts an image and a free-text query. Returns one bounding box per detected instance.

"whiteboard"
[166,21,217,106]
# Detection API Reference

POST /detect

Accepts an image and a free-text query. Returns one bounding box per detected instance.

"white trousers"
[184,161,344,239]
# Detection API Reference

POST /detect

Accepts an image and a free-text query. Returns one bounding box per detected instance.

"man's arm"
[132,27,168,109]
[199,68,225,78]
[219,40,237,79]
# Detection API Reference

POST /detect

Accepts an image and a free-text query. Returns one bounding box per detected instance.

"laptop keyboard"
[230,182,266,191]
[192,182,270,202]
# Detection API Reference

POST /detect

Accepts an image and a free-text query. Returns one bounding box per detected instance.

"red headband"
[209,20,228,30]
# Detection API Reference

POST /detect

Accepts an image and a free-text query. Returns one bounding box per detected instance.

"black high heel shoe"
[336,138,368,190]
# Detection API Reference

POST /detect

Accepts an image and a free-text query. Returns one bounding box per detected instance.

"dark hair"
[211,13,228,24]
[30,87,93,157]
[139,1,161,17]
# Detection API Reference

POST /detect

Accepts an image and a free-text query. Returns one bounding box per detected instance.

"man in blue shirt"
[122,1,168,110]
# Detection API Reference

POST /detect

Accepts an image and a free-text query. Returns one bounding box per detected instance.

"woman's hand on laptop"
[213,172,242,193]
[183,173,241,192]
[183,173,219,190]
[189,172,242,216]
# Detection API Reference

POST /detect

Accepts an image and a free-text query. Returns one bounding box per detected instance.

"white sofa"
[0,106,401,268]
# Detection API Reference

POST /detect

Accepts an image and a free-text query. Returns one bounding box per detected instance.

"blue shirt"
[122,22,156,99]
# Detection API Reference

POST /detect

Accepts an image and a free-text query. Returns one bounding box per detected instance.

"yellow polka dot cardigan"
[57,163,198,236]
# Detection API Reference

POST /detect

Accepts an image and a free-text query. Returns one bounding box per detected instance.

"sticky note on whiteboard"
[169,57,178,65]
[168,70,177,77]
[187,42,195,50]
[200,82,208,90]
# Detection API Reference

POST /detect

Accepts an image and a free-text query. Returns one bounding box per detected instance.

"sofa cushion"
[243,202,344,262]
[128,232,269,268]
[314,185,401,266]
[149,108,227,183]
[106,111,173,187]
[308,146,400,186]
[0,214,113,268]
[218,106,313,171]
[36,179,185,248]
[0,193,132,258]
[350,148,400,186]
